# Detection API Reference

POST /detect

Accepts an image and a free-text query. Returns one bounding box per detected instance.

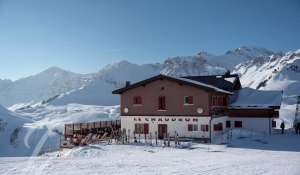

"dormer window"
[184,96,194,105]
[133,96,142,105]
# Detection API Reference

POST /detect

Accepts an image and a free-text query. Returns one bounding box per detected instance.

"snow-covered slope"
[49,61,162,106]
[1,103,119,157]
[207,46,275,69]
[50,46,274,106]
[0,67,93,107]
[233,50,300,95]
[0,104,33,156]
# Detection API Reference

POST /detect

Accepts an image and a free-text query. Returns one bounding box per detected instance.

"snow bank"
[2,104,120,157]
[0,105,33,156]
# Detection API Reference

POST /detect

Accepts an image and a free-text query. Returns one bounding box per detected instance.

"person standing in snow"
[297,123,300,135]
[280,121,285,134]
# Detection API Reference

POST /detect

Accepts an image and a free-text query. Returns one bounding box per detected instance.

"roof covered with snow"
[112,74,234,94]
[183,74,240,92]
[230,88,282,108]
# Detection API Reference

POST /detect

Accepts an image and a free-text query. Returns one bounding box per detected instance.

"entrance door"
[158,124,168,139]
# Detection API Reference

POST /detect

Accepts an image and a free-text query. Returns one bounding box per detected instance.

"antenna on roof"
[224,70,231,77]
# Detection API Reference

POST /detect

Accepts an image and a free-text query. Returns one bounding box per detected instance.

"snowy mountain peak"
[225,46,274,57]
[161,55,226,77]
[39,66,79,77]
[233,48,300,95]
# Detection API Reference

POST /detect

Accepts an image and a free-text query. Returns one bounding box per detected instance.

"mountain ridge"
[0,46,286,107]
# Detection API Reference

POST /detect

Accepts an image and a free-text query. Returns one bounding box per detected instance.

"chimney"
[125,81,131,87]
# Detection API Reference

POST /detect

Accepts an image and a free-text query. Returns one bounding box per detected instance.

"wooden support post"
[80,123,82,135]
[64,124,66,139]
[134,132,137,143]
[128,129,130,143]
[149,133,153,146]
[87,123,89,133]
[174,131,178,146]
[167,133,170,147]
[138,133,141,143]
[124,129,127,143]
[72,124,75,136]
[155,131,158,146]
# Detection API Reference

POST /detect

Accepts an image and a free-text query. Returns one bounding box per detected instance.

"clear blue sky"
[0,0,299,80]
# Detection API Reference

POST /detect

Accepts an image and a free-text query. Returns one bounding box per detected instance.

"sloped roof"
[182,74,240,92]
[230,87,282,109]
[112,74,233,94]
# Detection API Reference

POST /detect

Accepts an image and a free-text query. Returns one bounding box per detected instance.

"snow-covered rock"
[233,49,300,95]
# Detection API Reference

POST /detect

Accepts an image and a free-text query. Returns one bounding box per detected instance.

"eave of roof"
[112,74,233,95]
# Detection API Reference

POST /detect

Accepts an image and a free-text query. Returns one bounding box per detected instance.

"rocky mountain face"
[233,49,300,95]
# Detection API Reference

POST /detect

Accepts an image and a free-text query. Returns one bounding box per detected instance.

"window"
[188,124,198,132]
[135,123,149,134]
[184,96,194,105]
[226,121,231,128]
[212,96,218,106]
[133,96,142,105]
[201,125,209,132]
[213,123,223,131]
[272,120,276,128]
[158,96,166,110]
[212,96,227,106]
[193,124,198,131]
[234,121,242,128]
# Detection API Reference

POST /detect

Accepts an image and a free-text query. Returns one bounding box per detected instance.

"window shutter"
[189,96,193,104]
[144,123,149,134]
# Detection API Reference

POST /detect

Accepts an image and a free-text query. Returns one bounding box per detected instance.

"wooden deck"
[62,120,121,147]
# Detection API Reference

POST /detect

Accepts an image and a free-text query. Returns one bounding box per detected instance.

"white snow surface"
[231,87,282,108]
[0,133,300,175]
[1,103,120,157]
[0,105,33,156]
[233,49,300,96]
